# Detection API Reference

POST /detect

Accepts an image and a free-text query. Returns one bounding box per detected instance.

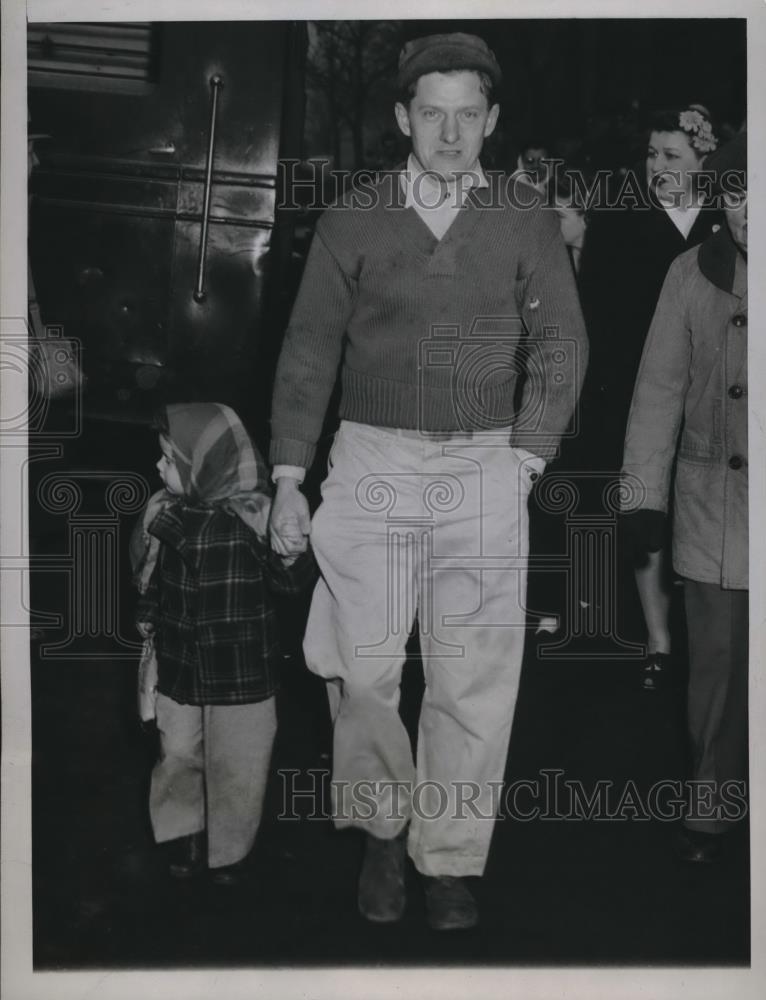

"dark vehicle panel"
[28,20,307,426]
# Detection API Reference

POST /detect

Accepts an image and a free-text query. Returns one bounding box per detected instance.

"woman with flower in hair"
[578,106,723,690]
[130,403,315,885]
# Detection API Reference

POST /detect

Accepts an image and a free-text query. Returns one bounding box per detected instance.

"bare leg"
[634,548,672,654]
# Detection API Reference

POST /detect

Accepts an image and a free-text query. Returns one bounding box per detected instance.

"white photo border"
[3,1,764,998]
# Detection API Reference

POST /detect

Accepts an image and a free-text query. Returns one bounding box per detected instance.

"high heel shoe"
[642,651,671,692]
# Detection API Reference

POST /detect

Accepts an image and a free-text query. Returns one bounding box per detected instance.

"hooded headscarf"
[130,403,272,593]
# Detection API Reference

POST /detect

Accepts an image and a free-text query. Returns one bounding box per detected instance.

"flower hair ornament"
[678,109,718,154]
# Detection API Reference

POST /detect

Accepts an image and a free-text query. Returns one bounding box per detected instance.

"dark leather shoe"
[424,876,478,931]
[167,832,206,879]
[674,827,723,864]
[358,831,407,923]
[642,651,670,691]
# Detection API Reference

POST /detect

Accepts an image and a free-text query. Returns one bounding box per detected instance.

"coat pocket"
[672,457,725,581]
[678,408,722,464]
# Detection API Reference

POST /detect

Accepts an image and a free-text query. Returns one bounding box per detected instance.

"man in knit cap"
[270,32,587,929]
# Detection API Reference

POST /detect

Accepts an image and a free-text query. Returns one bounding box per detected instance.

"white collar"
[662,202,702,239]
[401,153,488,210]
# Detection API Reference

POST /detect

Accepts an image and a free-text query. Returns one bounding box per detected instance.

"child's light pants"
[150,695,277,868]
[305,421,536,877]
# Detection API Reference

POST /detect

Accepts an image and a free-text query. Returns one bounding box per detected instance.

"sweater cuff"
[269,437,316,469]
[508,433,559,462]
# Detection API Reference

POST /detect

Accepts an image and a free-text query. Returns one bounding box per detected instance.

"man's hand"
[270,477,310,556]
[619,508,667,560]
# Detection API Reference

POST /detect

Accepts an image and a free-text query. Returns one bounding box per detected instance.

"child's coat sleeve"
[251,539,318,595]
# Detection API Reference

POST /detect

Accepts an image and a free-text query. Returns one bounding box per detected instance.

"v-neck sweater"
[270,174,588,468]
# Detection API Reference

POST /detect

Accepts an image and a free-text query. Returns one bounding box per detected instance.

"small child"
[130,402,315,884]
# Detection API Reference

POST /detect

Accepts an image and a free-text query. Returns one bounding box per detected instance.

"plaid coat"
[136,502,316,705]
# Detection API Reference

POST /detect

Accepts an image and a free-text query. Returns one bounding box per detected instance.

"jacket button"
[728,455,744,470]
[732,314,747,328]
[728,384,745,399]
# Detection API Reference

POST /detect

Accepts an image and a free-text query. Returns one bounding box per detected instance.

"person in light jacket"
[621,131,748,863]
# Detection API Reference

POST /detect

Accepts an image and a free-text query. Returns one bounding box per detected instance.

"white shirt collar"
[401,153,488,210]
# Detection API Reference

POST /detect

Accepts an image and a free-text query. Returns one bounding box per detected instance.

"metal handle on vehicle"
[193,74,224,304]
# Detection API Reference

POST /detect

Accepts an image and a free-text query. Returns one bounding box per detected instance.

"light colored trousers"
[150,693,277,869]
[305,421,535,877]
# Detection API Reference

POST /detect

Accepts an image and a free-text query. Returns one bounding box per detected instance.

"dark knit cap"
[397,32,502,91]
[704,129,747,179]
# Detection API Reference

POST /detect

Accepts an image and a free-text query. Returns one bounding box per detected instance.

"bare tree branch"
[306,20,403,169]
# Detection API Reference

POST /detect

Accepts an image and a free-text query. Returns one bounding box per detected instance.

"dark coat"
[577,179,723,466]
[137,503,316,705]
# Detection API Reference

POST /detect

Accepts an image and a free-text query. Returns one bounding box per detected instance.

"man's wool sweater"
[270,173,588,469]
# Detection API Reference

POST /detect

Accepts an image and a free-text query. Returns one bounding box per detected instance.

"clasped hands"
[269,477,311,558]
